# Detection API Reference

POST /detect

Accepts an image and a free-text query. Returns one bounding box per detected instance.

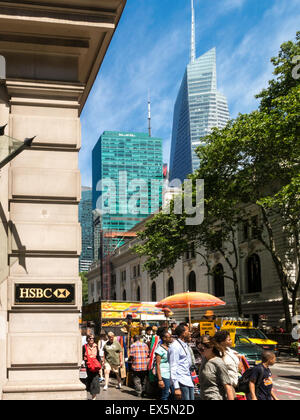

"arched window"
[213,264,225,298]
[247,254,262,293]
[168,277,174,296]
[151,282,157,302]
[137,286,141,301]
[122,289,127,301]
[188,271,196,292]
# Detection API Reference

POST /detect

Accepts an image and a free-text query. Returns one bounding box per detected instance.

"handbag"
[85,345,101,373]
[79,364,87,379]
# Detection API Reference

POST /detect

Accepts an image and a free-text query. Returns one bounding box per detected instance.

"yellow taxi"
[218,319,278,354]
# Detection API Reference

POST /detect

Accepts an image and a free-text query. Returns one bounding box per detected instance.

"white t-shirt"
[98,339,107,357]
[223,348,240,387]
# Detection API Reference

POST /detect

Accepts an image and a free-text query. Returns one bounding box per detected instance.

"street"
[273,363,300,400]
[86,358,300,401]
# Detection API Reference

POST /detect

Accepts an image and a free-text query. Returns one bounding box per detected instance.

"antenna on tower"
[148,91,152,137]
[191,0,196,63]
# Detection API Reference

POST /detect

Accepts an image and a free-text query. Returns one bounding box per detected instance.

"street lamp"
[0,126,35,169]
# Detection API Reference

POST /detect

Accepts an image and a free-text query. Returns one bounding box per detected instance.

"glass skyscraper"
[79,187,93,272]
[92,131,163,256]
[170,4,230,182]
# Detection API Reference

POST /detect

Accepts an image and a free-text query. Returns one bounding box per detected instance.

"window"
[122,289,127,301]
[188,271,196,292]
[247,254,262,293]
[251,216,259,239]
[168,277,174,296]
[121,270,126,282]
[243,221,249,241]
[151,282,157,302]
[137,286,141,301]
[213,264,225,298]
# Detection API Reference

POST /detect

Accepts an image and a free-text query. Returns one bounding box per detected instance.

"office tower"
[92,131,163,300]
[79,187,93,272]
[169,0,230,182]
[92,131,163,252]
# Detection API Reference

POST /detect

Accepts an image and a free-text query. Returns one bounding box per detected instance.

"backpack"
[236,364,265,394]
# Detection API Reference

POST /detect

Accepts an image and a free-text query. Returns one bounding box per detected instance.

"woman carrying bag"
[82,334,102,400]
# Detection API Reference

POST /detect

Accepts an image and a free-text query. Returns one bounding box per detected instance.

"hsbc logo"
[15,284,75,305]
[0,55,5,80]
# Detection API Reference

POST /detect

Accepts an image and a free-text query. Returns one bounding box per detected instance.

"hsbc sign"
[0,55,5,80]
[15,284,75,305]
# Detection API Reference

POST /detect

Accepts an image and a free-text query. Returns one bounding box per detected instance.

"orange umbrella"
[156,292,226,328]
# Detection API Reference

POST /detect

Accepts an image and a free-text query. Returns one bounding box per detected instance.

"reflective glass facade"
[92,131,163,254]
[170,48,230,182]
[79,187,93,272]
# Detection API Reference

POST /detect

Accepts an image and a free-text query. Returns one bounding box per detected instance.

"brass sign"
[15,284,75,305]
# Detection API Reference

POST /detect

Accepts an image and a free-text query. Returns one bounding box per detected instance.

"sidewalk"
[87,378,155,401]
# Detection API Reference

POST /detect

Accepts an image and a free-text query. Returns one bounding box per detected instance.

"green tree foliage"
[80,272,89,306]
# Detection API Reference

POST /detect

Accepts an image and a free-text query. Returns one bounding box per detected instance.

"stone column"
[1,81,86,400]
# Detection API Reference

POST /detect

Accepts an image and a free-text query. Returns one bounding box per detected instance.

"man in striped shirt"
[129,336,150,397]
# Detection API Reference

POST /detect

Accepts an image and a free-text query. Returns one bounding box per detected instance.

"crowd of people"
[81,321,278,401]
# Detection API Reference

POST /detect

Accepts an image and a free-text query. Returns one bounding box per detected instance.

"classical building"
[85,210,297,329]
[169,1,230,182]
[0,0,126,400]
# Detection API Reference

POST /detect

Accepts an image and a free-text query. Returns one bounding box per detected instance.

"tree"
[135,187,245,316]
[190,34,300,330]
[80,272,89,306]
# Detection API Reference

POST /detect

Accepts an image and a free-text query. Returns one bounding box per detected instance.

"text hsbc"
[19,288,53,299]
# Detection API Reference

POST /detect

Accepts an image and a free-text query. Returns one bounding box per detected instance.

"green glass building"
[78,187,93,272]
[92,131,163,258]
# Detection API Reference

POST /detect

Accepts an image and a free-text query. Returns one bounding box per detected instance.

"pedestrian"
[214,330,241,393]
[143,326,153,347]
[195,335,211,371]
[155,329,174,400]
[169,324,195,400]
[170,322,177,336]
[198,338,234,401]
[82,334,101,400]
[98,331,107,383]
[81,327,87,346]
[248,351,278,400]
[129,335,150,398]
[103,331,123,391]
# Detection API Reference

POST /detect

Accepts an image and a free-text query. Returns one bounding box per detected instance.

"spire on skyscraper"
[190,0,196,63]
[148,91,152,137]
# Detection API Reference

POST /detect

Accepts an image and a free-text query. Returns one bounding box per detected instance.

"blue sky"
[80,0,300,187]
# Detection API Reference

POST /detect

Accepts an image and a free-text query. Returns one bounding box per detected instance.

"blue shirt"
[169,339,194,389]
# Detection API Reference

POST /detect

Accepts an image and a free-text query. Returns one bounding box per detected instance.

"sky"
[80,0,300,187]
